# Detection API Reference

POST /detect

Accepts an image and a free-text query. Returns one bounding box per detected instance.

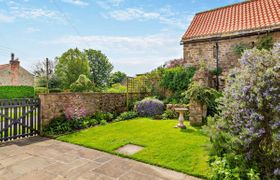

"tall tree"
[55,48,90,89]
[109,71,127,86]
[85,49,113,87]
[33,59,56,87]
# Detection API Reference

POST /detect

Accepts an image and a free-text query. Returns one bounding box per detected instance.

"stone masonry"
[183,32,280,73]
[39,93,129,125]
[188,68,209,126]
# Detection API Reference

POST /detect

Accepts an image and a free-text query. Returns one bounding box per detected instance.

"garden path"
[0,136,199,180]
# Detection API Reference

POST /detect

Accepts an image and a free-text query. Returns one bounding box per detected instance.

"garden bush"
[70,74,94,92]
[0,86,34,99]
[115,111,138,121]
[93,111,114,122]
[184,82,222,116]
[100,119,108,126]
[43,116,73,135]
[205,44,280,179]
[162,109,178,120]
[49,88,62,93]
[106,83,126,93]
[35,87,48,95]
[43,116,99,135]
[160,66,196,103]
[135,98,164,117]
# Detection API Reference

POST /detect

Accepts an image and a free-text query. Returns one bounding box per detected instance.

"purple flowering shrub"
[135,98,164,117]
[206,43,280,179]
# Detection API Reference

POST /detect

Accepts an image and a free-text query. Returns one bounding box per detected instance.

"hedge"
[35,87,48,95]
[0,86,35,99]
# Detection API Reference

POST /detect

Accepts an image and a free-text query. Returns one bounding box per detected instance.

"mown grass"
[57,118,211,178]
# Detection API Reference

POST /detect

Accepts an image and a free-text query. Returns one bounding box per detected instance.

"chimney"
[9,53,20,86]
[10,53,20,66]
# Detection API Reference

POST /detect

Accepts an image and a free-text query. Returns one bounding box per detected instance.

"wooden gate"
[0,98,41,142]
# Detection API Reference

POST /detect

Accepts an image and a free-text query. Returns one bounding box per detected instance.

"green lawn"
[57,118,211,178]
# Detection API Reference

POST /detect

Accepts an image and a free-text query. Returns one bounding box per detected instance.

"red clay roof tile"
[0,64,9,71]
[182,0,280,41]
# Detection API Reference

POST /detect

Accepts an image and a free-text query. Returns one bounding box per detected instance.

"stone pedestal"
[189,100,207,126]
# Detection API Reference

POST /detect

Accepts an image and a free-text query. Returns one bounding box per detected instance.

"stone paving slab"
[0,136,200,180]
[115,144,144,155]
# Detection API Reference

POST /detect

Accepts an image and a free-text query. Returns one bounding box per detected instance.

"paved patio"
[0,136,199,180]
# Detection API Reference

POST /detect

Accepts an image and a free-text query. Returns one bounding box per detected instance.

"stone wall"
[188,68,209,125]
[39,93,147,125]
[183,32,280,72]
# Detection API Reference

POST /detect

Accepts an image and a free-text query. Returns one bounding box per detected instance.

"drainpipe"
[215,42,219,91]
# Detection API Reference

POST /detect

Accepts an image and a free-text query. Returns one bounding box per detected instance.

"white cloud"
[25,27,40,33]
[12,8,59,19]
[108,8,160,21]
[62,0,89,6]
[46,32,182,75]
[105,7,192,29]
[96,0,124,9]
[0,12,14,23]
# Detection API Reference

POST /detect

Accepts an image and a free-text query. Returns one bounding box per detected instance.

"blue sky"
[0,0,242,76]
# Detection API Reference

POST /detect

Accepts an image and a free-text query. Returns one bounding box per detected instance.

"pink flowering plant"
[65,97,87,121]
[205,43,280,179]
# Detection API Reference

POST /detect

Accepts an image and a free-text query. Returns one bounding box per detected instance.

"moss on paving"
[57,118,211,178]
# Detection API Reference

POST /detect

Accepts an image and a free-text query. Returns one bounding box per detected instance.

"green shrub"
[100,120,107,126]
[160,66,196,92]
[162,109,178,119]
[256,35,274,50]
[184,82,222,116]
[92,111,114,122]
[106,83,127,93]
[153,114,163,120]
[43,116,72,135]
[0,86,34,99]
[115,111,138,121]
[70,74,94,92]
[233,43,248,56]
[160,66,196,103]
[49,88,62,93]
[43,116,100,136]
[35,87,48,95]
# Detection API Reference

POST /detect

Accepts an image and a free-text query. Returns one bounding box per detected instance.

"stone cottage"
[181,0,280,88]
[0,53,34,86]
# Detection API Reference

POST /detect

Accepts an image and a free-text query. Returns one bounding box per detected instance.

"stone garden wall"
[188,69,209,125]
[39,93,148,125]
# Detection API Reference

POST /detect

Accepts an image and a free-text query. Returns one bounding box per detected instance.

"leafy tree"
[85,49,113,87]
[48,75,61,89]
[109,71,127,86]
[205,44,280,179]
[70,74,94,92]
[55,48,90,89]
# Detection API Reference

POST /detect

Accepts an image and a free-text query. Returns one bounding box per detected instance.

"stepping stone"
[115,144,144,155]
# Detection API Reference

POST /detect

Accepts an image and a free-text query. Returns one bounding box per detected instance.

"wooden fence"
[0,98,41,142]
